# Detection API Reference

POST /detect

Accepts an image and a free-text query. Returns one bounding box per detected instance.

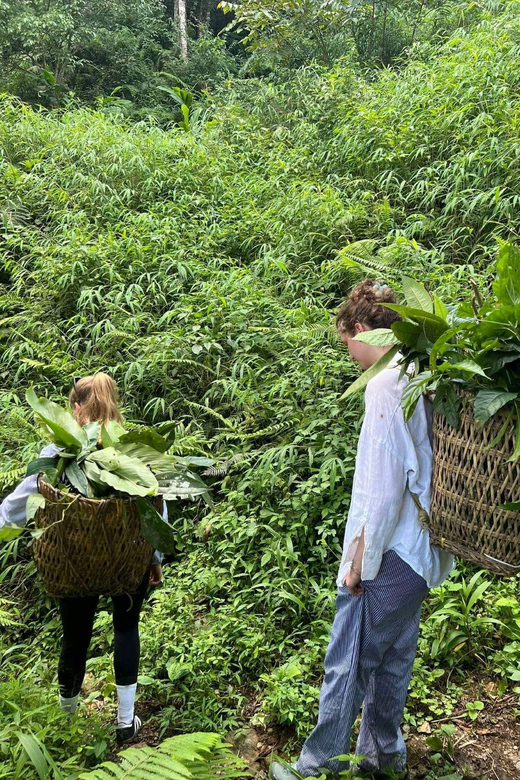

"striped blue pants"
[296,551,429,776]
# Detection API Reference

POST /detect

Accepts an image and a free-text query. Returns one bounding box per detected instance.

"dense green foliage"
[346,247,520,452]
[1,1,520,778]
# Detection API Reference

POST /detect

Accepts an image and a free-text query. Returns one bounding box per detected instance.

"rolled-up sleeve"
[0,444,59,530]
[0,475,39,529]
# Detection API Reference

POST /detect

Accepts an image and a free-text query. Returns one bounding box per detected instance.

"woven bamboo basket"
[33,479,159,597]
[430,393,520,576]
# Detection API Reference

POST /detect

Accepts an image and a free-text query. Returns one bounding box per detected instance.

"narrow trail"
[105,680,520,780]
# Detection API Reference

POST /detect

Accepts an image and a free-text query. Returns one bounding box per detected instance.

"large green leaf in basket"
[84,460,156,497]
[473,390,518,425]
[159,472,211,502]
[135,496,176,553]
[26,388,88,450]
[114,455,158,492]
[116,442,178,476]
[87,447,121,471]
[118,427,170,453]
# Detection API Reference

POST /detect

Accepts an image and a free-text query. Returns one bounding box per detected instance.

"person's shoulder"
[39,443,61,457]
[366,364,405,399]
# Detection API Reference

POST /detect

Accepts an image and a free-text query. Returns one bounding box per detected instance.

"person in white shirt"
[270,280,453,780]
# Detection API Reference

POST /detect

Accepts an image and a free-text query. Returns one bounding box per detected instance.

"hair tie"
[372,282,389,292]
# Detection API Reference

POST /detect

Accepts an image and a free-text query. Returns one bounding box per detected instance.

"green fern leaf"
[78,733,248,780]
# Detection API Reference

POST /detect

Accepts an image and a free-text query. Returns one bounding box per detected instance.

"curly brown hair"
[336,279,400,335]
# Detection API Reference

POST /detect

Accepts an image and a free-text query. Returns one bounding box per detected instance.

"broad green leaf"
[383,305,448,341]
[473,390,517,425]
[135,496,177,553]
[176,456,215,467]
[0,525,24,540]
[433,294,449,321]
[116,442,178,474]
[88,447,120,471]
[65,461,90,496]
[114,455,160,492]
[105,420,127,442]
[97,469,156,497]
[433,383,460,428]
[26,388,88,450]
[154,420,177,446]
[118,428,170,453]
[26,457,58,477]
[402,371,433,421]
[100,423,114,448]
[26,493,46,522]
[83,421,101,447]
[391,320,422,347]
[401,275,433,313]
[340,345,400,399]
[437,359,488,378]
[429,325,465,372]
[493,242,520,305]
[353,328,399,347]
[159,472,210,501]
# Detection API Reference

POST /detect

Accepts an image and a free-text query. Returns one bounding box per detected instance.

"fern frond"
[78,732,248,780]
[323,239,392,281]
[0,466,25,492]
[202,450,260,477]
[0,598,20,627]
[185,401,239,430]
[239,421,291,440]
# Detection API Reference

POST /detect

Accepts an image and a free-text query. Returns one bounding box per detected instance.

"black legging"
[57,569,150,698]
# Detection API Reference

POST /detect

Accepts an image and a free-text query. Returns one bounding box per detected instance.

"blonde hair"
[69,373,122,426]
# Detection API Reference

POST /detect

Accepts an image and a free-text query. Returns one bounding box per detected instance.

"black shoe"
[269,761,303,780]
[116,715,142,744]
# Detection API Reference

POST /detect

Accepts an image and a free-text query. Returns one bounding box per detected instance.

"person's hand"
[345,566,364,597]
[149,564,163,586]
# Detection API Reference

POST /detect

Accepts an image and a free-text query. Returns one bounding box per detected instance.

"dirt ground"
[110,683,520,780]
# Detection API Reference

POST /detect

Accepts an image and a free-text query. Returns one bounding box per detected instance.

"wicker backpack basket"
[33,479,159,597]
[430,393,520,576]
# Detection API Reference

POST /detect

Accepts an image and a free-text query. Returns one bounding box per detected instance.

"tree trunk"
[176,0,189,60]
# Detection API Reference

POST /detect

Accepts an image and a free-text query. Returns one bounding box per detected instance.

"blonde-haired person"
[0,373,163,744]
[270,281,453,780]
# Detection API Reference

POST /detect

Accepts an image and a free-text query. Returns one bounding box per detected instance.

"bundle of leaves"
[343,243,520,460]
[21,388,212,552]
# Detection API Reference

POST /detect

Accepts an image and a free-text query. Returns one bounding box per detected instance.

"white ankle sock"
[116,683,137,726]
[59,693,79,715]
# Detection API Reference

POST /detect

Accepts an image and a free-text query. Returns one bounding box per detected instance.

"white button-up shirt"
[337,355,454,589]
